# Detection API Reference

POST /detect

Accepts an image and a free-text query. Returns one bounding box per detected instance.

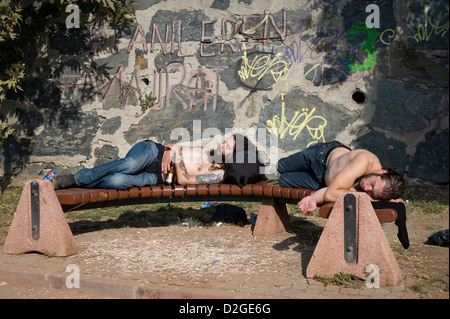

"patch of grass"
[412,273,449,296]
[313,272,365,288]
[411,283,427,294]
[406,199,448,215]
[404,184,449,214]
[0,187,22,227]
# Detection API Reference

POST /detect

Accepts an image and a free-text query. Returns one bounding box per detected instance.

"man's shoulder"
[351,149,378,160]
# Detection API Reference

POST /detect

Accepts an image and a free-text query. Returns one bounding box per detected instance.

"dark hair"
[232,134,250,154]
[354,166,405,200]
[379,166,405,200]
[209,134,250,171]
[222,134,266,187]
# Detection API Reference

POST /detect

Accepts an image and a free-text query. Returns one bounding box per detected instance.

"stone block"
[3,179,78,257]
[252,197,291,236]
[306,192,402,286]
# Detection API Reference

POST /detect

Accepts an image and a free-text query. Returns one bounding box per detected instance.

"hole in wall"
[351,90,366,104]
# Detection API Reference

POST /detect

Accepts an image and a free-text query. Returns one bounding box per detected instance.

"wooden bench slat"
[151,186,162,197]
[263,185,273,197]
[252,184,264,196]
[242,184,253,196]
[186,185,197,196]
[220,184,231,195]
[173,185,185,196]
[272,186,282,197]
[55,182,398,223]
[319,202,397,222]
[162,185,173,197]
[105,189,119,201]
[197,185,208,196]
[140,186,152,198]
[117,189,129,200]
[281,187,291,199]
[128,187,141,199]
[208,184,220,196]
[230,185,242,196]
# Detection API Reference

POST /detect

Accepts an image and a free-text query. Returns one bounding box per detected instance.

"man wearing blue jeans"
[277,141,405,214]
[278,140,410,249]
[53,135,238,190]
[61,140,164,190]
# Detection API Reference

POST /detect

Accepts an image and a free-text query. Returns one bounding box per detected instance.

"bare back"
[324,148,382,186]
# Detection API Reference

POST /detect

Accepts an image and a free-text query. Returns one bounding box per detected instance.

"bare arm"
[298,187,327,214]
[299,185,363,214]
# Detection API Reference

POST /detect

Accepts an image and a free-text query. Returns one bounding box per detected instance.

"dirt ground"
[0,185,448,299]
[72,212,449,299]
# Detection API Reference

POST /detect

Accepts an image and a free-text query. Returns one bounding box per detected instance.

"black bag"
[427,229,449,247]
[223,150,266,187]
[211,204,248,225]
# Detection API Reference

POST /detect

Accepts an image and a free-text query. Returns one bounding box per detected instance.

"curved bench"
[3,180,409,262]
[55,180,315,209]
[3,179,404,260]
[55,180,398,236]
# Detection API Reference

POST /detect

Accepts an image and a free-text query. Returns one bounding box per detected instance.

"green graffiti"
[345,23,378,72]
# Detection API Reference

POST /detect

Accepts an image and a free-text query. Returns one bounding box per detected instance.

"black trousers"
[372,201,410,249]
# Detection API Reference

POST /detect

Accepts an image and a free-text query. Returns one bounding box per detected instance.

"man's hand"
[161,144,176,174]
[298,196,317,215]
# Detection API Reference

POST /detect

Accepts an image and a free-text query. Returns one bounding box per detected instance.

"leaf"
[105,0,116,11]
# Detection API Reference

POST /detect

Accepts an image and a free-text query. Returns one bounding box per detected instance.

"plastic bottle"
[200,201,218,208]
[43,169,56,181]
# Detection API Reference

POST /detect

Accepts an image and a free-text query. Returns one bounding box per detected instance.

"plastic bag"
[427,229,449,247]
[211,204,248,226]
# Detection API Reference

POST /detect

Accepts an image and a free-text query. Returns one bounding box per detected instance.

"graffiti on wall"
[53,1,449,147]
[2,0,447,183]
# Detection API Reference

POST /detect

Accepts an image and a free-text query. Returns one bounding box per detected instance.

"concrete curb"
[0,264,278,299]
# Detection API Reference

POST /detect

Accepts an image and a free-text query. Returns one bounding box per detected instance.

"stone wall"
[0,0,448,186]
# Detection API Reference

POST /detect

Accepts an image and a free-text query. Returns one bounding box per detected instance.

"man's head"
[220,135,238,156]
[354,166,405,200]
[210,134,249,161]
[208,134,246,171]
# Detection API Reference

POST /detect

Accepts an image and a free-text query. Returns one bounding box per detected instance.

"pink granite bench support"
[306,192,402,285]
[3,177,401,284]
[3,180,78,257]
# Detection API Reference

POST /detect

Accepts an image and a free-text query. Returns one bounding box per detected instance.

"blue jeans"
[277,141,349,189]
[74,140,159,189]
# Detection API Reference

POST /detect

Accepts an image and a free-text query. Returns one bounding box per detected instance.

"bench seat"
[318,202,397,222]
[55,180,397,223]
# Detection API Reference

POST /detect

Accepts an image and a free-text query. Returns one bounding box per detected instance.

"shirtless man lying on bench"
[277,141,405,214]
[53,135,240,190]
